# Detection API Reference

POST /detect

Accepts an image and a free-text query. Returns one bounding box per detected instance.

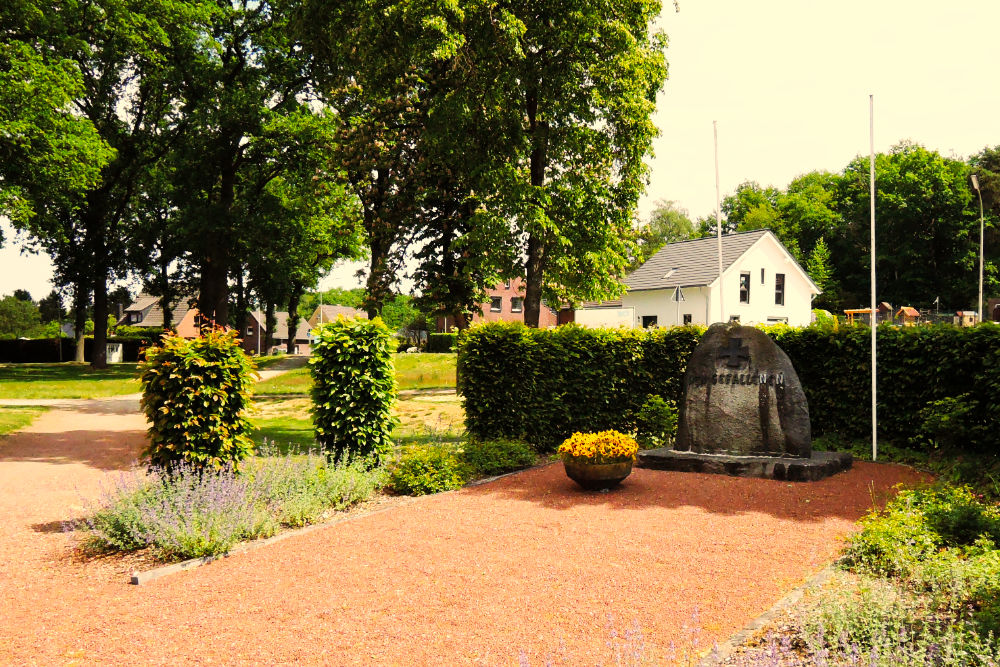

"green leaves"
[310,317,398,464]
[139,329,257,472]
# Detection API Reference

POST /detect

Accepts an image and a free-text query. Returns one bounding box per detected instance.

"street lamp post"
[971,174,984,323]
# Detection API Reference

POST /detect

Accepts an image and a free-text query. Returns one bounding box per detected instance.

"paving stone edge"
[697,558,845,665]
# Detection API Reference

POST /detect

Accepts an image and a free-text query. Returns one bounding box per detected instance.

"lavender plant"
[81,445,382,560]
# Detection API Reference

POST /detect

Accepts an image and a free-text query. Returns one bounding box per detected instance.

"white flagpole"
[714,120,724,323]
[869,95,878,462]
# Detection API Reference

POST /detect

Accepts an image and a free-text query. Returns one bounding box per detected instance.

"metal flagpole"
[869,95,877,462]
[714,120,724,323]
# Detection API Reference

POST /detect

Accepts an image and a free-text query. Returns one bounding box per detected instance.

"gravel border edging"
[129,496,421,586]
[697,559,845,665]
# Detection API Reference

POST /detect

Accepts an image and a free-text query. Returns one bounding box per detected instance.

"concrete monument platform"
[638,448,852,482]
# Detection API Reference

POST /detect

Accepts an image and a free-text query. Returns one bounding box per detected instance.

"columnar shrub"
[140,328,257,471]
[310,317,397,464]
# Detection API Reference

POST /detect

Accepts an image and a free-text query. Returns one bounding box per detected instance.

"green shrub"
[113,325,164,343]
[310,318,398,465]
[461,438,536,477]
[388,446,467,495]
[635,394,678,449]
[427,332,457,353]
[140,328,257,471]
[844,485,1000,636]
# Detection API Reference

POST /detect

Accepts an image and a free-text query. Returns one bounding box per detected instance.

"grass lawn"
[253,391,464,454]
[255,353,457,395]
[0,363,141,399]
[0,406,47,437]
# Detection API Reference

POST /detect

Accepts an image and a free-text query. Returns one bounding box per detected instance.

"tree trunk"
[73,279,88,363]
[523,86,548,328]
[286,285,302,355]
[198,160,237,329]
[90,219,109,369]
[155,254,175,331]
[198,258,229,329]
[233,266,249,342]
[91,268,109,369]
[365,226,390,320]
[264,301,276,352]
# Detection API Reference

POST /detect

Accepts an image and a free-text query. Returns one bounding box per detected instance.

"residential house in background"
[577,230,820,328]
[435,278,571,332]
[117,293,202,337]
[309,305,368,326]
[245,305,367,356]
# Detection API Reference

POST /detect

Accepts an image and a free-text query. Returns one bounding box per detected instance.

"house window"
[766,317,788,324]
[729,315,741,323]
[683,314,692,325]
[775,273,785,305]
[504,280,511,289]
[511,297,523,313]
[642,315,658,328]
[490,296,502,312]
[761,268,765,284]
[246,326,254,336]
[739,272,751,303]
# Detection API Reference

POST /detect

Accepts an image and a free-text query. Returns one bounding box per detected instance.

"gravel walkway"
[0,401,926,665]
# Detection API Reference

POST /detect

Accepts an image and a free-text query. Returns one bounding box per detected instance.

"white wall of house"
[621,287,711,327]
[616,235,817,328]
[574,307,635,328]
[717,236,815,326]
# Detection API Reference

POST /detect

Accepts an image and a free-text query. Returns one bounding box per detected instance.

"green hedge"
[770,323,1000,452]
[427,333,458,353]
[459,322,1000,454]
[458,323,703,450]
[310,318,398,464]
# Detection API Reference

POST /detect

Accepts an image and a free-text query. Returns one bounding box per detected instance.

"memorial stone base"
[638,448,853,482]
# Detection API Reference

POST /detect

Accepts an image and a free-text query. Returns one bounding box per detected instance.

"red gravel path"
[0,405,927,665]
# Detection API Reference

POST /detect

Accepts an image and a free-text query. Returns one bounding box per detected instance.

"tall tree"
[171,0,334,327]
[473,1,668,324]
[835,142,979,309]
[0,5,111,235]
[628,200,695,271]
[805,236,836,309]
[4,0,208,367]
[300,0,669,326]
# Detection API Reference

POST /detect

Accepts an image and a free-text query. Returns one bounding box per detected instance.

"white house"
[579,230,820,328]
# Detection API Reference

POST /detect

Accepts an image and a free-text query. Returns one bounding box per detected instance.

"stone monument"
[638,322,851,481]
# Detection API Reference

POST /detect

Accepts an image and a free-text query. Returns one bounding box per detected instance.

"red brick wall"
[436,278,563,331]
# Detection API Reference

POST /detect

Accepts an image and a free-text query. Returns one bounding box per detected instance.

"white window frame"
[489,296,502,312]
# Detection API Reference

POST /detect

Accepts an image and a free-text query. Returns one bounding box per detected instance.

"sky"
[3,0,1000,300]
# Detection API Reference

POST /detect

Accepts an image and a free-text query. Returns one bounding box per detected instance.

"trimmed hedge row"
[770,323,1000,452]
[458,323,702,449]
[459,322,1000,454]
[0,338,148,363]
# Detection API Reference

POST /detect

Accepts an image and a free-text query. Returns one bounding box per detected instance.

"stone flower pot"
[563,459,633,491]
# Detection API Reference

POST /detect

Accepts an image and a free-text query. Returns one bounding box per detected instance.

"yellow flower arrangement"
[558,430,639,464]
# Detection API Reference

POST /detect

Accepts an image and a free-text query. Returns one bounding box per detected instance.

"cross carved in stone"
[717,337,750,368]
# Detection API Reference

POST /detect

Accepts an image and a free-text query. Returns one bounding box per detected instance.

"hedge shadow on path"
[464,461,930,523]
